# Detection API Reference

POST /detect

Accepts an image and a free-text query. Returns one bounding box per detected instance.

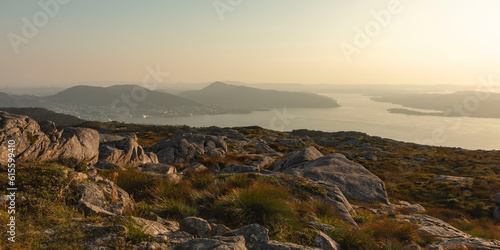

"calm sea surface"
[120,94,500,150]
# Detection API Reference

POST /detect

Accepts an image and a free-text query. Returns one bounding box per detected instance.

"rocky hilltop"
[0,111,499,249]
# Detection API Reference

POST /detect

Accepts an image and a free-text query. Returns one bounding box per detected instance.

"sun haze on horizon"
[1,0,499,87]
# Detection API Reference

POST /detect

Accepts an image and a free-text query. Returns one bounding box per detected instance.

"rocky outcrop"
[315,231,339,250]
[284,153,389,204]
[400,214,469,238]
[273,146,323,171]
[433,175,474,185]
[276,138,306,148]
[80,223,129,249]
[182,162,208,173]
[93,160,125,170]
[224,224,269,250]
[267,240,320,249]
[38,120,57,136]
[249,156,274,169]
[138,162,177,175]
[493,192,500,220]
[220,164,260,174]
[0,111,99,165]
[99,134,158,167]
[399,214,500,249]
[179,217,233,240]
[308,222,337,233]
[180,217,213,238]
[494,193,500,204]
[76,174,134,217]
[132,216,178,236]
[37,127,100,163]
[431,238,500,250]
[222,224,318,250]
[153,134,227,164]
[175,236,247,250]
[249,139,282,157]
[405,204,426,213]
[316,181,358,227]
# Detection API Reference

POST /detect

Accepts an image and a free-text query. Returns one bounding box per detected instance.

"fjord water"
[122,94,500,150]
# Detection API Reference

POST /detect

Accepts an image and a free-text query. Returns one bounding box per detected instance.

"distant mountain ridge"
[0,92,47,108]
[0,107,85,126]
[0,83,341,120]
[44,85,201,109]
[179,81,340,109]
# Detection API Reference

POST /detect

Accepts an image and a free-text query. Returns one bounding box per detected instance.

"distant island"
[0,82,340,121]
[387,108,445,117]
[373,91,500,119]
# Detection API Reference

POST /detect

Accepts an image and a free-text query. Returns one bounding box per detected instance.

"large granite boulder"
[76,175,135,217]
[99,135,158,167]
[179,217,213,238]
[315,231,339,250]
[284,153,389,204]
[153,133,227,164]
[224,224,269,250]
[39,127,99,163]
[273,146,323,172]
[131,216,178,236]
[316,181,358,227]
[0,111,99,165]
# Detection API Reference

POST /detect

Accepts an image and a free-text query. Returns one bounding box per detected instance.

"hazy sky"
[1,0,499,86]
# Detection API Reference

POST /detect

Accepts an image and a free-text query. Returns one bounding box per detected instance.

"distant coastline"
[387,108,445,117]
[372,91,500,119]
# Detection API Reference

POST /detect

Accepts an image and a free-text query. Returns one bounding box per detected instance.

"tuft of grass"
[329,229,381,250]
[225,173,257,189]
[361,218,420,244]
[54,158,87,172]
[312,200,346,228]
[155,198,198,220]
[211,182,296,231]
[149,179,194,202]
[0,164,88,249]
[452,218,500,240]
[131,201,156,220]
[291,182,328,200]
[183,168,215,190]
[290,200,315,223]
[353,210,377,225]
[101,169,159,202]
[26,132,37,145]
[125,221,154,245]
[425,207,466,220]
